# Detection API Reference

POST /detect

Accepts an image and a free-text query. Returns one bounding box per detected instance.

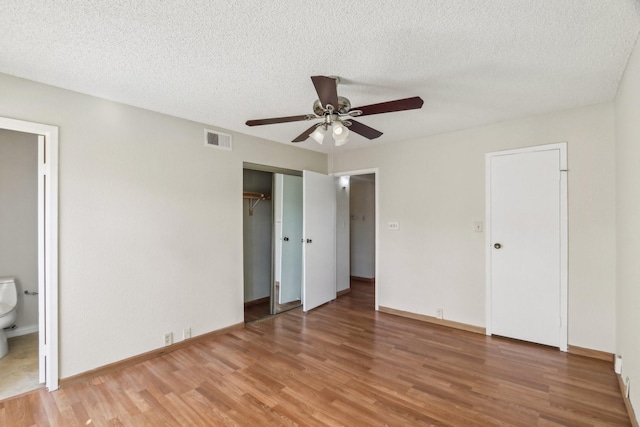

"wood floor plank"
[0,280,632,426]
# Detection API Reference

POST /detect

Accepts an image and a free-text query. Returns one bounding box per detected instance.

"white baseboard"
[6,324,38,338]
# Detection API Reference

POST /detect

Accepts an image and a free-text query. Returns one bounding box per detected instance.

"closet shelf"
[243,191,271,200]
[243,191,271,215]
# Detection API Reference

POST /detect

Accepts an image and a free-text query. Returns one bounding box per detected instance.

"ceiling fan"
[246,76,424,146]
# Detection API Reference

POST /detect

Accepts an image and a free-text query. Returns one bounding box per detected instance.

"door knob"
[283,237,289,241]
[307,239,312,243]
[494,243,502,249]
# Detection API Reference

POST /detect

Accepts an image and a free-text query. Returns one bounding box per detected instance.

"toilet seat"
[0,302,15,317]
[0,277,17,317]
[0,278,18,358]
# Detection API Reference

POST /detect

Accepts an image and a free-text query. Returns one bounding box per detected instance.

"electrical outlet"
[164,332,173,347]
[615,355,623,374]
[388,221,400,231]
[625,377,631,398]
[183,327,191,340]
[436,308,443,320]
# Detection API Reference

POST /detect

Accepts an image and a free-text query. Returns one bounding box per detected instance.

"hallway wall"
[350,175,375,279]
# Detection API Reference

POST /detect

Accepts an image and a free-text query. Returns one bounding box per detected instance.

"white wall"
[335,177,350,292]
[0,73,327,378]
[243,169,272,302]
[0,129,39,334]
[615,31,640,416]
[334,102,616,352]
[350,175,376,279]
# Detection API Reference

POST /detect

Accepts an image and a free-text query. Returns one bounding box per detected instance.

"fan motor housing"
[313,96,351,116]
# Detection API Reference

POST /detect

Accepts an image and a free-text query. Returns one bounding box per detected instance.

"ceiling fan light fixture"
[310,126,326,144]
[332,122,350,146]
[334,134,350,146]
[245,75,424,146]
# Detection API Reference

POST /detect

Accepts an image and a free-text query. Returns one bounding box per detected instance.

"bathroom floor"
[0,333,42,401]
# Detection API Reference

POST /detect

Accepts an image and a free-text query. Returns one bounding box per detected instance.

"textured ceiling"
[1,1,639,152]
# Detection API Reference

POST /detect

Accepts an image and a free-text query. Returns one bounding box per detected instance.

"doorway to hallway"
[335,169,378,310]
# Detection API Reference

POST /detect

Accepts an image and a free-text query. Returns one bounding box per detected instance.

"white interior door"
[488,147,563,348]
[302,170,336,312]
[279,175,303,304]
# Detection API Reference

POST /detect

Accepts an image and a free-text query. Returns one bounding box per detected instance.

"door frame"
[332,168,379,310]
[485,143,567,351]
[0,116,59,390]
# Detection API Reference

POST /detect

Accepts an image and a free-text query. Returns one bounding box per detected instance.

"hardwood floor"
[243,300,271,323]
[244,282,302,323]
[1,281,631,426]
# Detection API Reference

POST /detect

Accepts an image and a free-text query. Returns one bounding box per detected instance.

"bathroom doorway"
[0,129,40,400]
[0,117,59,396]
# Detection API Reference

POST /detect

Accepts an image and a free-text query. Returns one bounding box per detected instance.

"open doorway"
[0,117,59,398]
[0,129,40,400]
[335,170,378,310]
[349,174,376,282]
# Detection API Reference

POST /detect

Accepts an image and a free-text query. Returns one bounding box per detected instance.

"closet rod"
[243,191,271,215]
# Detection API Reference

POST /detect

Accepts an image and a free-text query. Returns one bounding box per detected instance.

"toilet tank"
[0,277,17,307]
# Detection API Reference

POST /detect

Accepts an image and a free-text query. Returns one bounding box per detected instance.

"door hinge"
[42,164,50,176]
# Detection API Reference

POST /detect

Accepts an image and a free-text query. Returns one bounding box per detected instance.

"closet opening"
[243,164,303,323]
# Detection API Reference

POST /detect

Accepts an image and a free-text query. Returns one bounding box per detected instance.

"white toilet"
[0,277,18,358]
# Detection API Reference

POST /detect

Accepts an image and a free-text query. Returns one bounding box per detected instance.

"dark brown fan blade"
[246,114,312,126]
[347,120,383,140]
[353,96,424,117]
[292,124,319,143]
[311,76,339,110]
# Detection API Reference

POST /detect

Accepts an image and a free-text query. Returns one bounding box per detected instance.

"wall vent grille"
[204,129,232,151]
